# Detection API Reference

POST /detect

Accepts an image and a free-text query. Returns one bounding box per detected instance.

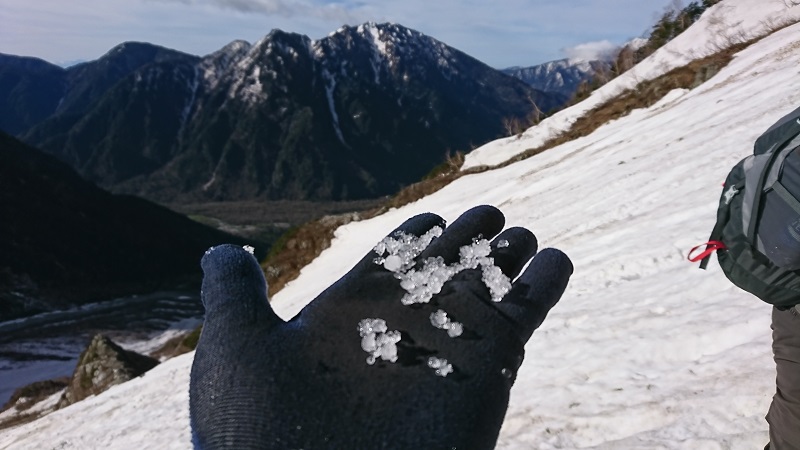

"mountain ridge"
[2,23,563,203]
[0,131,257,321]
[503,58,611,98]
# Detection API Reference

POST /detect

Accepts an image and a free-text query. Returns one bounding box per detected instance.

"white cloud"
[150,0,366,23]
[561,40,619,62]
[1,0,675,69]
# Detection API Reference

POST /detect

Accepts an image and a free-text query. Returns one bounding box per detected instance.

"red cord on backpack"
[688,241,726,262]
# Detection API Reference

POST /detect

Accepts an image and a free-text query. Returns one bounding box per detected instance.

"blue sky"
[1,0,675,69]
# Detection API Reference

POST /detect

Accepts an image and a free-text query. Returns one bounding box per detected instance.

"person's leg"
[767,305,800,449]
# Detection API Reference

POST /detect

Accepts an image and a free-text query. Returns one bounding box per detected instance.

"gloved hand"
[190,205,573,449]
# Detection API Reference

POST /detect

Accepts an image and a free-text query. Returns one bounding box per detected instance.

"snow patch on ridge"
[360,22,388,84]
[201,40,251,89]
[179,67,200,133]
[321,68,347,147]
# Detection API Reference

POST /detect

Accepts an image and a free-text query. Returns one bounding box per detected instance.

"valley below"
[0,291,205,409]
[0,198,384,420]
[165,199,384,243]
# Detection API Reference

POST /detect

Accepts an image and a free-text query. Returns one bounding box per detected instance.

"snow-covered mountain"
[3,0,800,448]
[3,23,560,203]
[503,36,651,100]
[503,38,648,104]
[503,58,610,98]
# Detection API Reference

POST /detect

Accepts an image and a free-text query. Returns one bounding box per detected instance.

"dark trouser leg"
[767,306,800,449]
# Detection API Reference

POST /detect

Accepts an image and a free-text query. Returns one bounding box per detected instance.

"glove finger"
[353,212,446,273]
[200,244,284,330]
[416,205,505,265]
[489,227,538,280]
[388,212,447,239]
[495,248,572,341]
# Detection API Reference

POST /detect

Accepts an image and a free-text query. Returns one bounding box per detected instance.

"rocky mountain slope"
[2,23,562,203]
[0,132,256,320]
[503,58,611,98]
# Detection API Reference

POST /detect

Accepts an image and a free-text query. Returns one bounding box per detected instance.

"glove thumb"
[200,244,283,330]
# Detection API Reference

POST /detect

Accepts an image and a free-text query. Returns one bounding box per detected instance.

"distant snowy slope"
[503,58,609,99]
[462,0,800,170]
[3,0,800,448]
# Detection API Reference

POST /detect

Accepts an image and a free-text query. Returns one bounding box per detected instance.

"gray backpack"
[690,105,800,307]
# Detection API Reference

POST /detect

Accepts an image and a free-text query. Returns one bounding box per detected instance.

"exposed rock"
[1,377,69,413]
[57,334,159,408]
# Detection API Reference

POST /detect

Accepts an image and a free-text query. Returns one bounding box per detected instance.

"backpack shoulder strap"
[754,105,800,155]
[747,133,800,242]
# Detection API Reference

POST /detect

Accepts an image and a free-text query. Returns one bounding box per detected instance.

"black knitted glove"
[190,205,573,449]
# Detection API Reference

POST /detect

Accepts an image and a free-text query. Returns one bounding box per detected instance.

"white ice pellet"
[482,265,512,302]
[398,257,456,305]
[462,239,491,259]
[373,226,444,273]
[427,356,454,377]
[429,309,463,338]
[358,318,401,365]
[447,322,463,338]
[243,245,255,255]
[399,278,416,291]
[383,254,403,271]
[430,309,448,327]
[377,232,513,304]
[366,224,516,372]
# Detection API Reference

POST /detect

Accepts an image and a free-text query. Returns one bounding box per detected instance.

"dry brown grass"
[0,378,69,413]
[257,152,468,296]
[149,326,202,360]
[490,30,793,170]
[0,377,69,431]
[0,411,44,431]
[379,173,460,212]
[262,212,363,297]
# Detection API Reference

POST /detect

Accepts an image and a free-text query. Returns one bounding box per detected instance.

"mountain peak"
[106,41,160,53]
[312,21,468,77]
[100,41,181,61]
[0,53,65,73]
[86,41,196,77]
[323,22,422,47]
[503,57,609,97]
[213,40,252,57]
[6,21,560,203]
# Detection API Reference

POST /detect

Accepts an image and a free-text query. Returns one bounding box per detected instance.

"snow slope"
[3,0,800,448]
[462,0,800,170]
